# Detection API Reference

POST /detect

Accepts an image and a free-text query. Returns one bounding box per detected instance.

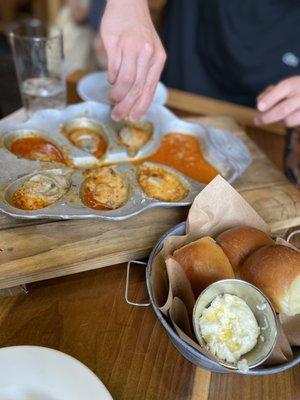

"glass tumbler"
[8,19,66,116]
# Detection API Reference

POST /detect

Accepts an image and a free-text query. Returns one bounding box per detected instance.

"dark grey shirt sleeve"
[88,0,106,31]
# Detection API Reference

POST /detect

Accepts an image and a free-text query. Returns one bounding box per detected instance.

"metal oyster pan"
[0,101,252,221]
[0,162,204,221]
[0,101,251,182]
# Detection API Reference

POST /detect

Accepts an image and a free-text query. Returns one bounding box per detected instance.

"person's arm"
[255,76,300,127]
[100,0,166,121]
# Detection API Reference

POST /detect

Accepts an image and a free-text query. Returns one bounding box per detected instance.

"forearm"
[100,0,166,120]
[103,0,153,27]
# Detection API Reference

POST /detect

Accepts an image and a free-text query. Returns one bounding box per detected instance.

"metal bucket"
[126,222,300,375]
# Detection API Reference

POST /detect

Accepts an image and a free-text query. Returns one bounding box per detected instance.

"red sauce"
[10,137,65,164]
[147,133,218,183]
[81,185,111,210]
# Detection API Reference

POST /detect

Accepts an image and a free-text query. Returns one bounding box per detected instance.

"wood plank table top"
[0,72,299,400]
[0,107,299,290]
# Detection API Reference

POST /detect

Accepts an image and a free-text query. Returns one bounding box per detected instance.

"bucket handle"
[286,228,300,244]
[125,260,150,307]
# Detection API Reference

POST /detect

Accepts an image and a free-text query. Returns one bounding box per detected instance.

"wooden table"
[0,73,299,400]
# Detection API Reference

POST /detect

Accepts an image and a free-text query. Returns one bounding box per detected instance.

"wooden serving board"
[0,110,299,290]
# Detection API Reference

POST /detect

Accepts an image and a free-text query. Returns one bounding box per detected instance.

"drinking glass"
[8,19,66,116]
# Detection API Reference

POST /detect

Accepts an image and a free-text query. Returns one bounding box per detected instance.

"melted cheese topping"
[199,294,259,364]
[12,174,66,210]
[81,167,128,210]
[138,163,188,202]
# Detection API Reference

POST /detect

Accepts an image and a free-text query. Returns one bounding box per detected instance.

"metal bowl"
[141,222,300,375]
[193,279,278,370]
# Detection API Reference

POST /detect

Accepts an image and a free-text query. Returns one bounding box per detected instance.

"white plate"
[77,71,168,105]
[0,346,113,400]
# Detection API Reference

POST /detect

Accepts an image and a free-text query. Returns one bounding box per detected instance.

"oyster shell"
[81,166,129,210]
[118,121,153,156]
[9,135,65,164]
[11,170,70,210]
[137,162,189,202]
[62,118,107,158]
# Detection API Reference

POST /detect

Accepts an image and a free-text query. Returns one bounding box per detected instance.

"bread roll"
[240,245,300,316]
[216,226,274,272]
[173,237,234,297]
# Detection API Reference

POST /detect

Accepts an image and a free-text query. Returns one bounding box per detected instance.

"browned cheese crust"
[12,174,63,210]
[138,164,188,202]
[81,167,129,210]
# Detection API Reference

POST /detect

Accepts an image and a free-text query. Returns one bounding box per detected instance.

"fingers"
[255,96,300,125]
[100,0,166,121]
[102,34,122,85]
[255,76,300,127]
[110,42,154,120]
[257,85,274,103]
[111,43,166,121]
[257,78,295,112]
[109,49,138,109]
[282,110,300,127]
[129,49,166,120]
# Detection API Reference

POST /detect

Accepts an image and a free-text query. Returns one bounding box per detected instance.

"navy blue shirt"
[88,0,106,31]
[162,0,300,106]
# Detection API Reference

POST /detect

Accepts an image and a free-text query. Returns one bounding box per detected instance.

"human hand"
[255,76,300,127]
[100,0,166,121]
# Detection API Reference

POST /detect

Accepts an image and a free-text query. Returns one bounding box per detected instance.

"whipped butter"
[199,294,259,364]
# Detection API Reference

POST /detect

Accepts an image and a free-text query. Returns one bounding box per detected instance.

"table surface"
[0,111,299,290]
[0,72,299,400]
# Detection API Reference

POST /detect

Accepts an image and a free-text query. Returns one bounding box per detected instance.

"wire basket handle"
[125,260,150,307]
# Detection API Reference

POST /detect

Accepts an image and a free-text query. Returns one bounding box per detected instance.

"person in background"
[161,0,300,185]
[55,0,97,74]
[96,1,300,184]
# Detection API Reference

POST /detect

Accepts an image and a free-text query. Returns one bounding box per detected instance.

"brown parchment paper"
[169,297,219,362]
[169,296,195,339]
[162,175,270,259]
[280,314,300,346]
[164,257,195,316]
[151,175,299,367]
[265,318,293,366]
[275,237,299,251]
[169,297,218,362]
